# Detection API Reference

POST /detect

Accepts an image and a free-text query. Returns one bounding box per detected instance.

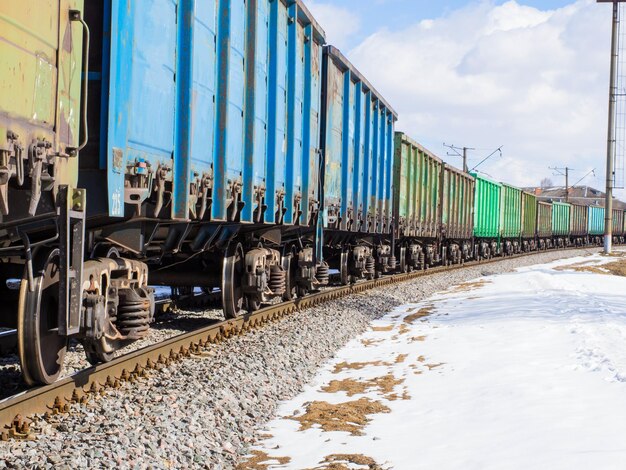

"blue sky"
[308,0,621,194]
[325,0,579,49]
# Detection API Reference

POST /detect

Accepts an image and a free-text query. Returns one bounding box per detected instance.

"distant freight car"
[537,202,553,248]
[612,209,625,242]
[472,173,502,258]
[570,204,588,245]
[393,133,474,271]
[588,206,605,244]
[500,183,522,254]
[552,202,571,247]
[321,46,397,283]
[521,191,537,251]
[441,163,475,264]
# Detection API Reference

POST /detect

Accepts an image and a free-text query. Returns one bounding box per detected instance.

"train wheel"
[399,247,407,273]
[84,348,115,366]
[340,251,350,286]
[17,248,68,385]
[282,253,297,301]
[222,242,245,319]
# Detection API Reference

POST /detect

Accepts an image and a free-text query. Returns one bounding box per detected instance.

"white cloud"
[306,1,361,51]
[346,0,618,195]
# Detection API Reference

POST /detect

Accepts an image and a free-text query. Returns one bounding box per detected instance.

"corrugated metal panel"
[321,46,397,234]
[471,173,501,238]
[537,202,552,238]
[588,206,605,235]
[102,0,325,223]
[552,202,570,236]
[442,164,474,240]
[392,133,444,239]
[613,209,624,236]
[0,0,84,216]
[570,204,588,236]
[500,184,522,238]
[521,192,537,238]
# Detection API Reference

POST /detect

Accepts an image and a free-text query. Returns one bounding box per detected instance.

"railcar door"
[106,0,178,218]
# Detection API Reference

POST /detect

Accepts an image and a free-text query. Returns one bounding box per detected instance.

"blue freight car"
[0,0,331,383]
[320,46,398,284]
[80,0,330,320]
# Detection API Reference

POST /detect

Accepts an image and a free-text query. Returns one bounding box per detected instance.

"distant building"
[523,186,626,210]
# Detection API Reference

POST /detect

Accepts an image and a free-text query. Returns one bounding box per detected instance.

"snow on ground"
[242,251,626,470]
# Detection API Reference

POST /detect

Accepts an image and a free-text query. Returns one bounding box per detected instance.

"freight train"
[0,1,615,385]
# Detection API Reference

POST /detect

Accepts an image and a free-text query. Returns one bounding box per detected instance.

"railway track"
[0,331,16,356]
[0,247,597,440]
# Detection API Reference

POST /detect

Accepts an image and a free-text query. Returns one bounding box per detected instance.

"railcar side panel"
[472,173,502,238]
[570,203,588,236]
[392,133,443,239]
[612,209,624,237]
[442,165,475,239]
[321,46,397,234]
[0,0,84,220]
[521,192,537,238]
[552,202,571,236]
[588,206,605,236]
[500,184,522,239]
[537,202,552,238]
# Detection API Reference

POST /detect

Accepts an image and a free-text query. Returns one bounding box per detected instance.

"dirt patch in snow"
[236,450,291,469]
[332,361,390,374]
[307,453,386,469]
[557,257,626,277]
[395,354,408,364]
[371,325,394,332]
[321,374,404,400]
[425,363,445,370]
[289,398,391,436]
[404,305,435,324]
[361,338,384,347]
[448,279,492,293]
[409,335,427,343]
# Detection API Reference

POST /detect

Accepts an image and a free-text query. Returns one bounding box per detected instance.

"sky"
[307,0,623,197]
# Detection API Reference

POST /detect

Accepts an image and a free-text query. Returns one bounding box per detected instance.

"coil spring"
[316,263,330,285]
[365,256,375,275]
[389,256,397,270]
[269,265,286,295]
[116,288,153,339]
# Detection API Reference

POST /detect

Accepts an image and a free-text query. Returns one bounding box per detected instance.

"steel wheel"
[17,248,67,385]
[245,296,261,312]
[399,247,407,273]
[222,242,244,319]
[340,251,350,286]
[282,253,298,301]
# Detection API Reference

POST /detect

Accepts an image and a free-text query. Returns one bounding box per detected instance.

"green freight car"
[393,133,443,270]
[612,209,625,242]
[537,202,553,249]
[521,191,537,251]
[552,202,571,247]
[441,164,475,264]
[471,173,502,258]
[570,204,588,246]
[393,133,474,270]
[500,183,522,254]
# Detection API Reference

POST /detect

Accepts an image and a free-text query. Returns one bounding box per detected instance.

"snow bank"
[244,252,626,470]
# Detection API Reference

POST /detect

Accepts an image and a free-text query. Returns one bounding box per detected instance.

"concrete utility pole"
[598,0,623,254]
[444,144,474,173]
[549,166,574,202]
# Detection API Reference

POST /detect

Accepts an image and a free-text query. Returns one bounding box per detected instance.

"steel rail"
[0,246,599,439]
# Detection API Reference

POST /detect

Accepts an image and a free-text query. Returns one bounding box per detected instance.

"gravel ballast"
[0,248,599,469]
